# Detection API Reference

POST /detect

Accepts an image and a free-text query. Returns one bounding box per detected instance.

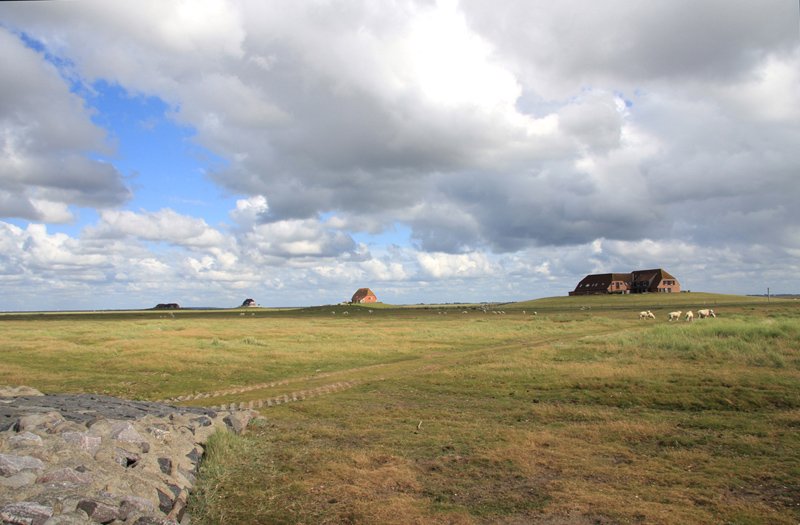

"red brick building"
[569,269,680,296]
[630,269,680,294]
[351,288,378,303]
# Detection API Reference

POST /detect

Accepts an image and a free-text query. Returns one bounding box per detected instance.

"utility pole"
[767,287,770,302]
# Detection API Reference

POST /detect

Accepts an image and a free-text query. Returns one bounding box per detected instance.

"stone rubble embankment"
[0,386,257,525]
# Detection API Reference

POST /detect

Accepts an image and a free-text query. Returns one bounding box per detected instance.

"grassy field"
[1,293,798,524]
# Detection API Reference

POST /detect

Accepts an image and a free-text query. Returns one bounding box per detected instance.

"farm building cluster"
[569,268,680,296]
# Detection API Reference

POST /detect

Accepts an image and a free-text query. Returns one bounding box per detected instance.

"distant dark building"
[154,303,181,309]
[351,288,378,304]
[569,269,680,296]
[241,298,257,307]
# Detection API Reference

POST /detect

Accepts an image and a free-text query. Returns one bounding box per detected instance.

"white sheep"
[668,311,682,321]
[685,311,694,322]
[639,310,655,320]
[697,309,716,318]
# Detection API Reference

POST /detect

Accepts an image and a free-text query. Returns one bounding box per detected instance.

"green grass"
[2,293,799,523]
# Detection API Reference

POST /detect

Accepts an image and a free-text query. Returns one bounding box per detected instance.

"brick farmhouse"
[569,268,680,296]
[351,288,378,304]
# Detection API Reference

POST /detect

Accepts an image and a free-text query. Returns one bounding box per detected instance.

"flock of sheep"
[639,308,716,321]
[331,307,717,322]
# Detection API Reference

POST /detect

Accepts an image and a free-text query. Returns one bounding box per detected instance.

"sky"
[1,0,799,310]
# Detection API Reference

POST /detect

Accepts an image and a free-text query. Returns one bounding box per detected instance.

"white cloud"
[417,251,495,279]
[242,218,357,259]
[360,258,410,281]
[230,195,268,226]
[399,0,521,112]
[27,199,74,224]
[13,223,107,270]
[90,209,228,248]
[2,212,800,310]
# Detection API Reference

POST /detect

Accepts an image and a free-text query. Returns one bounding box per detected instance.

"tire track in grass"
[162,325,635,410]
[156,362,392,404]
[205,380,358,411]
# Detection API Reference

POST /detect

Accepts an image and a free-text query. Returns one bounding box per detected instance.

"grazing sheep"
[668,311,682,321]
[697,309,716,318]
[639,310,655,320]
[685,311,694,322]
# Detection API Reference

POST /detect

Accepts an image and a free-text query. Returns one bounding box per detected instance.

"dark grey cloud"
[194,2,798,255]
[460,0,797,92]
[407,164,665,253]
[0,26,130,221]
[630,89,800,247]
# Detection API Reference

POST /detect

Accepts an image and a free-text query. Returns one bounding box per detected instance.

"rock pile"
[0,387,256,525]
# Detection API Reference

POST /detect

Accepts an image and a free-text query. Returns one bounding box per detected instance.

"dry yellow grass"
[2,295,798,523]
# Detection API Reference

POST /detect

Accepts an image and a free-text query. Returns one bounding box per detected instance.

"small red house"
[351,288,378,304]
